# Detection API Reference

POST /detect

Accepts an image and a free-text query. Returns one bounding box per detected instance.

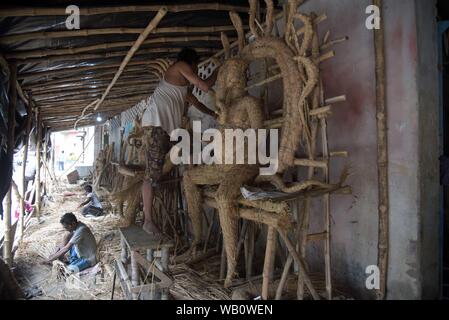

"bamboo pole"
[0,4,253,17]
[220,236,226,280]
[91,7,168,115]
[19,99,33,241]
[16,80,29,106]
[18,60,168,79]
[297,17,321,299]
[244,222,254,280]
[275,255,293,299]
[262,226,277,300]
[321,116,332,300]
[22,67,159,87]
[15,47,212,66]
[277,229,320,300]
[373,0,388,301]
[0,25,244,44]
[35,109,42,222]
[3,61,17,266]
[8,35,224,60]
[26,75,158,91]
[31,79,159,95]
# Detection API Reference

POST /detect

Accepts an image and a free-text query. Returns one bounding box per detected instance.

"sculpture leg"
[183,166,222,251]
[216,166,259,288]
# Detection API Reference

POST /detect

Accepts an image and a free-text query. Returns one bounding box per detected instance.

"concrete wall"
[292,0,440,299]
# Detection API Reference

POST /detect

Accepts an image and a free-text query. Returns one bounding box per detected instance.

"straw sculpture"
[182,1,325,289]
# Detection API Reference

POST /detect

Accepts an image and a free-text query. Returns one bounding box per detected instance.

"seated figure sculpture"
[183,58,264,287]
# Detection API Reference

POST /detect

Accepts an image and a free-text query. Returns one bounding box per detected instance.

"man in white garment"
[141,48,218,235]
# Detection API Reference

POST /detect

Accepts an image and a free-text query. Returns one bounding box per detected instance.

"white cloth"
[142,79,188,135]
[87,192,102,209]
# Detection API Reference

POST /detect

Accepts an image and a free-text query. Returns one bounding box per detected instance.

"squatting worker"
[44,213,97,273]
[78,184,103,217]
[141,48,218,235]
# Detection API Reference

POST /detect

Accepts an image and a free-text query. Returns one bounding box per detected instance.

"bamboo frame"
[19,100,33,241]
[8,35,225,60]
[18,60,168,79]
[91,7,168,115]
[373,0,388,301]
[15,47,213,65]
[35,110,42,222]
[0,25,245,44]
[0,3,253,17]
[23,69,156,88]
[3,61,17,266]
[262,226,277,300]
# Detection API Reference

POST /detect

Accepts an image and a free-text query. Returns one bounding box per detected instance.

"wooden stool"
[116,225,174,300]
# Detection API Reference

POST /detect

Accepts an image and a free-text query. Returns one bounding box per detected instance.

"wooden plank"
[119,226,173,251]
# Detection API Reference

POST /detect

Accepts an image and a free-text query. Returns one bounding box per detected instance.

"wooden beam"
[0,3,252,17]
[7,35,225,60]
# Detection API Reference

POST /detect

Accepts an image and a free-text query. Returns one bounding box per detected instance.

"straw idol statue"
[183,57,264,288]
[183,1,319,287]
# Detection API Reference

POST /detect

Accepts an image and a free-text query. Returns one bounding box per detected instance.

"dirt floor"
[14,181,124,300]
[11,178,344,300]
[12,179,232,300]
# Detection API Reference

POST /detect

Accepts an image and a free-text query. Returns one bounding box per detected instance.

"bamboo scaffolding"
[33,83,157,100]
[262,226,277,300]
[8,35,225,60]
[0,25,245,44]
[16,80,29,106]
[22,67,160,87]
[19,100,33,241]
[3,61,17,266]
[30,79,159,94]
[25,75,157,91]
[36,92,149,105]
[0,3,253,17]
[35,110,42,222]
[15,47,212,66]
[91,7,168,116]
[277,229,320,300]
[373,0,388,301]
[18,60,168,79]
